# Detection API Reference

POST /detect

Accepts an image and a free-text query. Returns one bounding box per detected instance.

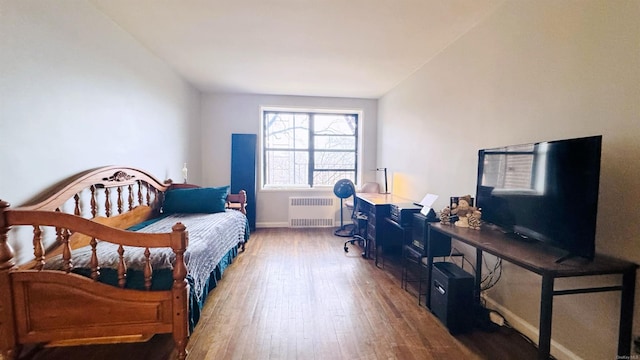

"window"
[481,142,548,195]
[262,109,359,188]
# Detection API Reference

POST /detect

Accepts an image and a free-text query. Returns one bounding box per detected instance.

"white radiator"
[288,197,337,228]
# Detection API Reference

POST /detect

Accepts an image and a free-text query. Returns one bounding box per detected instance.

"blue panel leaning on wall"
[231,133,257,231]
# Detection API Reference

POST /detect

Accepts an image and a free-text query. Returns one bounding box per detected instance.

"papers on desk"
[419,194,438,216]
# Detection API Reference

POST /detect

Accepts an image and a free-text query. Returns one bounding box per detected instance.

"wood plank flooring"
[17,228,539,360]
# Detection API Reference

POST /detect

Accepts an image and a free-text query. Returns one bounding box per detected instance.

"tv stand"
[426,223,637,360]
[504,231,535,243]
[554,252,591,264]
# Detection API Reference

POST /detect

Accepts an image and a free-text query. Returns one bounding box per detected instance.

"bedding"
[44,210,248,301]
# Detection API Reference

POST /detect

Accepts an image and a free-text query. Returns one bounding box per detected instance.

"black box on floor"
[430,262,474,334]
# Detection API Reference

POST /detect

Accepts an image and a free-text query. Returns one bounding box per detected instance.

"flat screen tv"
[475,135,602,262]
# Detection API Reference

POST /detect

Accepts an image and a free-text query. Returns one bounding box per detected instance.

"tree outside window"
[263,110,358,188]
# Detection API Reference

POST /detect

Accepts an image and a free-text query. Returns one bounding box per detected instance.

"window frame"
[260,107,362,190]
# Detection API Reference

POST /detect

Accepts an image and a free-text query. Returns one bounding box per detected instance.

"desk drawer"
[390,203,422,227]
[367,222,376,240]
[368,211,377,240]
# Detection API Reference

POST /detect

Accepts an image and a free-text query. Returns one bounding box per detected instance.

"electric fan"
[333,179,356,237]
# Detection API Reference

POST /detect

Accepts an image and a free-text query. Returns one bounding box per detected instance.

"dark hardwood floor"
[16,228,540,360]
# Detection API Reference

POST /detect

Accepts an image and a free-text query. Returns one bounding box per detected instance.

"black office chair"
[344,182,380,214]
[343,194,368,257]
[334,180,380,257]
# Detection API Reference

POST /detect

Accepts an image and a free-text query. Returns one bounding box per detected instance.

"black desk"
[382,217,411,267]
[427,223,637,360]
[355,193,416,262]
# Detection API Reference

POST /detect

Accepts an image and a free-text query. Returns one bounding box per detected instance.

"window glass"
[263,110,359,188]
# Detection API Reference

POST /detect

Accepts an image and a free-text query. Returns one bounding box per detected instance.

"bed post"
[171,222,189,360]
[0,200,18,360]
[0,200,15,271]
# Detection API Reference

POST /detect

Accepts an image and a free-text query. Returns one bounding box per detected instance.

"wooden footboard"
[0,167,194,360]
[11,271,175,343]
[0,209,190,360]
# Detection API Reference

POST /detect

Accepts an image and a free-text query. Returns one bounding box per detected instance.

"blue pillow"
[163,186,230,214]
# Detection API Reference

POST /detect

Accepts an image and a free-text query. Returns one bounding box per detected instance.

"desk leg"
[539,275,554,360]
[475,249,482,305]
[425,254,434,308]
[618,269,636,356]
[375,221,386,266]
[425,227,434,308]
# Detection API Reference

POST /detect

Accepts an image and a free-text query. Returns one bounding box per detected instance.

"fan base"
[334,224,355,237]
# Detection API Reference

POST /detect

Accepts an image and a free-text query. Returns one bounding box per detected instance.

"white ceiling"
[91,0,504,99]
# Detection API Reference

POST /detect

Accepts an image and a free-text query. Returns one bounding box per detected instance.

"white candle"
[182,163,188,183]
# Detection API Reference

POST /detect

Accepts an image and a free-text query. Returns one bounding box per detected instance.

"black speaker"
[231,134,257,231]
[430,262,474,334]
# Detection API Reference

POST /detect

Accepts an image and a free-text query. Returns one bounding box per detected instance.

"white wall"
[201,93,378,227]
[378,1,639,359]
[0,1,201,264]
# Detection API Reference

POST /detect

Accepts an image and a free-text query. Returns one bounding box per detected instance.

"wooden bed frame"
[0,166,247,360]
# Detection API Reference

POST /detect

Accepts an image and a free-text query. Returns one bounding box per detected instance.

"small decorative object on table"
[439,206,451,225]
[468,208,482,230]
[182,162,188,184]
[451,195,477,228]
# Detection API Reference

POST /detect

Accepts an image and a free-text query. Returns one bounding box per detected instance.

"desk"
[355,193,415,262]
[383,216,412,267]
[428,223,637,360]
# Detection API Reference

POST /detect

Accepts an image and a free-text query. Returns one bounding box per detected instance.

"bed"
[0,166,249,360]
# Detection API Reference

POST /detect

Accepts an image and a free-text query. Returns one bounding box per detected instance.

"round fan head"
[333,179,356,199]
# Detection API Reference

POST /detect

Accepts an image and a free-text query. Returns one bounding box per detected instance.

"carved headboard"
[17,166,170,218]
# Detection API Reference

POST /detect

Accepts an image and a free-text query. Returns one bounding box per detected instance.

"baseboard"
[482,295,582,360]
[255,222,289,228]
[256,222,346,229]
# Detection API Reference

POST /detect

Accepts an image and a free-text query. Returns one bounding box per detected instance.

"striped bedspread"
[45,210,248,302]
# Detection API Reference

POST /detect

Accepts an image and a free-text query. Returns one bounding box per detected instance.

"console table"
[427,223,637,360]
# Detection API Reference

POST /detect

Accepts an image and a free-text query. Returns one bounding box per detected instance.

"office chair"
[343,182,380,257]
[344,182,380,213]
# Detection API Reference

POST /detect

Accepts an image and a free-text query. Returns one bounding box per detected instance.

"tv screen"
[475,135,602,261]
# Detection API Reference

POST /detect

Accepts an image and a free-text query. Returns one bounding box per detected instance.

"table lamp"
[376,167,389,194]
